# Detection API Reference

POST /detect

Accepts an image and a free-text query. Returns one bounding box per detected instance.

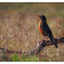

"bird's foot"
[42,36,46,41]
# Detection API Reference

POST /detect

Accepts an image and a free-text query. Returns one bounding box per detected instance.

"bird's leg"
[42,36,46,40]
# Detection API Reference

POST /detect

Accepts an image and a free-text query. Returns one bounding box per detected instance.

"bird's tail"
[51,37,58,48]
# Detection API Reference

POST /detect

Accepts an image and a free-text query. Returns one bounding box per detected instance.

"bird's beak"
[37,15,40,17]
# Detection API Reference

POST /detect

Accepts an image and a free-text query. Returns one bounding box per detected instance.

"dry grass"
[0,3,64,61]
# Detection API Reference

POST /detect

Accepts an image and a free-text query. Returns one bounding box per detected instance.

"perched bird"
[37,15,58,48]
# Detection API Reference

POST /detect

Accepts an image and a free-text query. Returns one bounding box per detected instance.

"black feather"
[39,15,58,48]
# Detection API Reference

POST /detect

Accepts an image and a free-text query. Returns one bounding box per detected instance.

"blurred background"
[0,3,64,61]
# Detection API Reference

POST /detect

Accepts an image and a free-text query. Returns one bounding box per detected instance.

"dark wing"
[40,23,58,48]
[40,23,53,39]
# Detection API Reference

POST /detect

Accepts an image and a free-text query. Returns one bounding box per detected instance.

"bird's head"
[37,15,46,23]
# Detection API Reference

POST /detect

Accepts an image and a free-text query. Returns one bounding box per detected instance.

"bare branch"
[0,36,64,56]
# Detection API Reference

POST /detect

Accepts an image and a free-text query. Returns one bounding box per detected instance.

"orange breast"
[39,21,45,36]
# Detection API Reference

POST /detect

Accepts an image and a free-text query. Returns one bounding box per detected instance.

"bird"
[37,15,58,48]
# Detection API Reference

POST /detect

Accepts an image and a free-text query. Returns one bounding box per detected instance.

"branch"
[24,36,64,56]
[0,36,64,56]
[0,47,22,54]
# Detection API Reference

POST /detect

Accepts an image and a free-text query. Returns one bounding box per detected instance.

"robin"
[37,15,58,48]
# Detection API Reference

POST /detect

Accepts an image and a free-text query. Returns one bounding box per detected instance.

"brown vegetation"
[0,3,64,61]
